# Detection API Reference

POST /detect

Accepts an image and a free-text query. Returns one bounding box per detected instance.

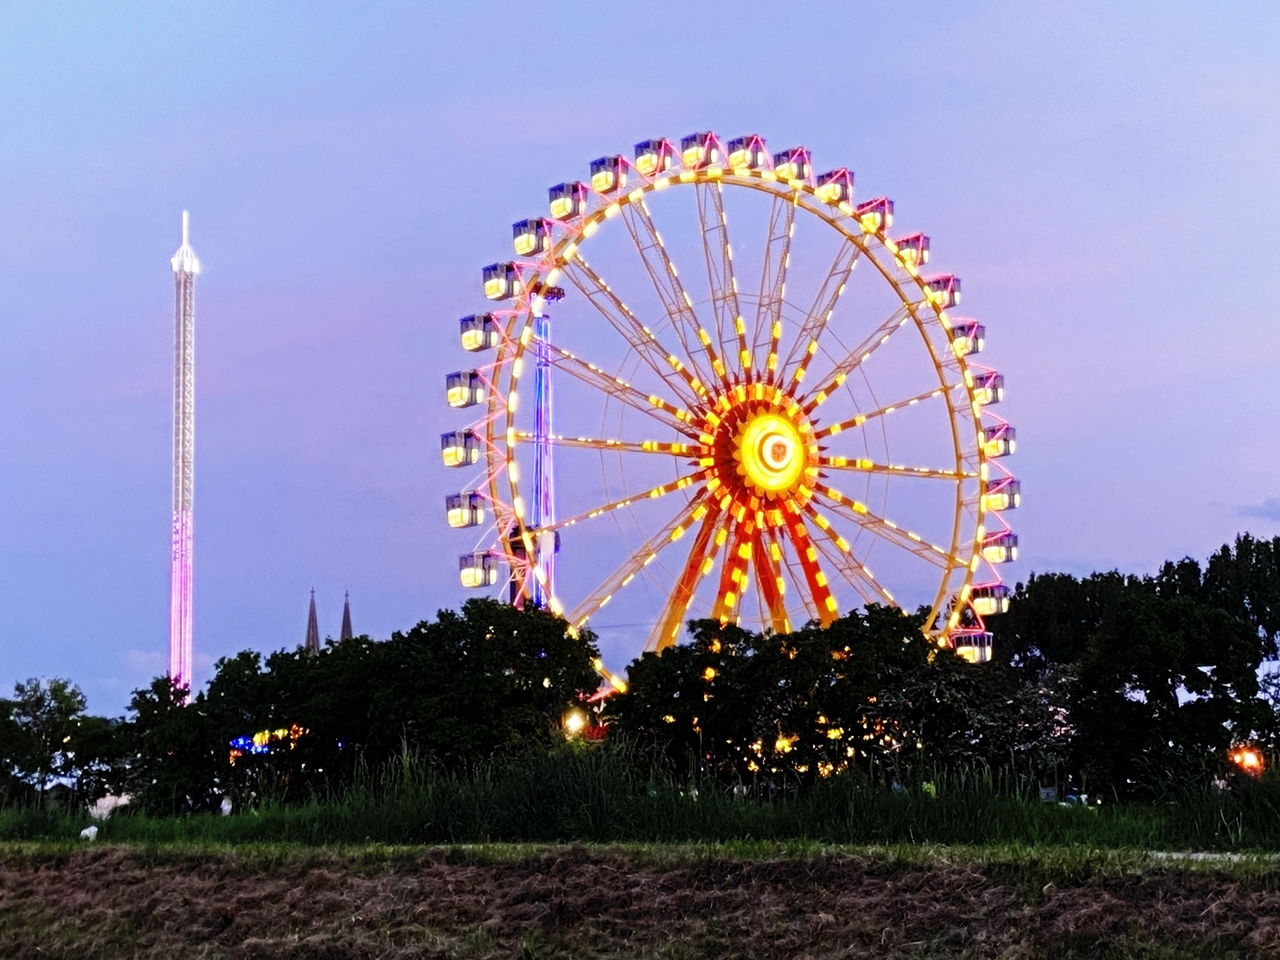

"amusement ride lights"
[442,132,1018,689]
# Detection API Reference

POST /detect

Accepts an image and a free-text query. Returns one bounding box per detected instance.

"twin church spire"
[305,590,353,654]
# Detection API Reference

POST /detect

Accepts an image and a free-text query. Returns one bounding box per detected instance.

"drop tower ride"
[169,212,198,691]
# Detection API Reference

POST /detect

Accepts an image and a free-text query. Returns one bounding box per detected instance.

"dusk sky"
[1,2,1277,714]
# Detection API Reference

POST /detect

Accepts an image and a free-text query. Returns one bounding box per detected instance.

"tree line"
[3,534,1279,814]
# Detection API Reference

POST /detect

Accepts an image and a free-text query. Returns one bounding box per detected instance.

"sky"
[0,1,1276,714]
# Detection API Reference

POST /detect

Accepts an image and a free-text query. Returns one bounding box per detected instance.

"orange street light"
[1229,745,1265,777]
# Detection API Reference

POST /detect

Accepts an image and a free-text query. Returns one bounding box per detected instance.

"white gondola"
[949,320,985,357]
[973,371,1004,406]
[727,134,767,169]
[680,131,721,169]
[970,583,1011,616]
[446,370,485,408]
[445,492,485,529]
[459,553,498,588]
[548,182,587,221]
[954,631,993,664]
[633,138,674,176]
[982,423,1015,457]
[982,531,1018,564]
[815,168,853,204]
[590,155,627,193]
[513,218,550,256]
[772,147,810,182]
[926,274,962,308]
[440,430,481,467]
[459,313,499,352]
[982,478,1021,512]
[855,196,893,231]
[893,232,930,266]
[482,262,521,301]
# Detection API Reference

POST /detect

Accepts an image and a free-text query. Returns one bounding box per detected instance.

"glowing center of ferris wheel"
[734,412,807,495]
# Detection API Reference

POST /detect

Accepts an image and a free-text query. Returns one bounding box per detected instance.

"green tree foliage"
[991,559,1276,799]
[0,678,120,805]
[1074,591,1270,798]
[610,606,1050,786]
[1155,533,1280,656]
[123,600,601,814]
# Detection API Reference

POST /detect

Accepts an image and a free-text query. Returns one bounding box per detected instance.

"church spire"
[340,591,353,642]
[305,588,320,654]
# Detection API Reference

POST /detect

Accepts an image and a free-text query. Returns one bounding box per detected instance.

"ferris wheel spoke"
[751,530,792,635]
[563,254,708,408]
[802,504,897,607]
[545,343,702,439]
[566,492,709,631]
[813,384,962,439]
[622,200,728,390]
[647,503,726,652]
[531,475,702,535]
[512,431,706,458]
[695,182,748,375]
[817,457,977,482]
[754,193,797,379]
[780,238,862,389]
[710,523,753,623]
[801,303,917,414]
[813,484,953,570]
[776,529,822,626]
[780,513,839,626]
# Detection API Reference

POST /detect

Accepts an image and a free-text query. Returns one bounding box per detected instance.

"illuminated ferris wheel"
[442,132,1018,689]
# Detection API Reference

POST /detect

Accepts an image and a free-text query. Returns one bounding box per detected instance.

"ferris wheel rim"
[455,151,1011,683]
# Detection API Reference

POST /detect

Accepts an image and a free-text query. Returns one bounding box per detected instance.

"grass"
[4,745,1280,850]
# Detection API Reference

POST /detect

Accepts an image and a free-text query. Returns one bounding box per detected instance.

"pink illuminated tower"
[169,212,198,692]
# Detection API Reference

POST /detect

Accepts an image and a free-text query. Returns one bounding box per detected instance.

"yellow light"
[592,169,624,192]
[513,233,539,256]
[563,708,587,737]
[703,666,717,681]
[736,413,805,494]
[635,152,659,175]
[483,278,507,299]
[549,196,576,219]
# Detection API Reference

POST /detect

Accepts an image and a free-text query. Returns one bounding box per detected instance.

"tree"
[610,606,1031,786]
[123,676,221,815]
[123,600,604,809]
[1072,590,1272,799]
[1,678,91,801]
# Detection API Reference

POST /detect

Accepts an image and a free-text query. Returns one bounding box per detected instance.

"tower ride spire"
[169,211,198,693]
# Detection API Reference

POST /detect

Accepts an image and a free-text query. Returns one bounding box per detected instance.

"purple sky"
[0,2,1276,714]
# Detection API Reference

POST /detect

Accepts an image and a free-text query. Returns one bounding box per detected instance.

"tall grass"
[5,744,1280,850]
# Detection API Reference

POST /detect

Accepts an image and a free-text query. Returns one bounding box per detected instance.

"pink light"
[169,508,193,694]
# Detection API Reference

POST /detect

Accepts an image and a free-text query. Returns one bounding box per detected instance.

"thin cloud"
[1239,498,1280,521]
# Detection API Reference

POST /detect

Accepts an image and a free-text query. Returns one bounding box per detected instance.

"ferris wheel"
[442,132,1018,689]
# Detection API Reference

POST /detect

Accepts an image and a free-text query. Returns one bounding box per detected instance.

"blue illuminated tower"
[531,309,555,604]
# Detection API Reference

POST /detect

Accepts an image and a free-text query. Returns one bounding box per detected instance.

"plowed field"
[1,844,1278,958]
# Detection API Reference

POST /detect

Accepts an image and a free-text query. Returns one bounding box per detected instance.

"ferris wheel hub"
[735,411,806,494]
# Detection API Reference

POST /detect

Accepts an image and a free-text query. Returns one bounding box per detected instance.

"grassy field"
[8,747,1278,851]
[1,841,1279,958]
[3,751,1278,957]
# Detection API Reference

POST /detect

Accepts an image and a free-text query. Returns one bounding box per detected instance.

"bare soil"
[1,844,1279,958]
